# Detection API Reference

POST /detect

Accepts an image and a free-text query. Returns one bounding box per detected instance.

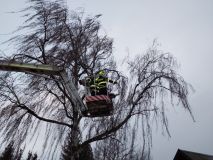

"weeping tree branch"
[0,1,193,159]
[14,103,72,128]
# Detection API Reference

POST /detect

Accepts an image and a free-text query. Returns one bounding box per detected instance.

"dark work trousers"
[97,87,108,95]
[91,90,96,96]
[90,89,107,96]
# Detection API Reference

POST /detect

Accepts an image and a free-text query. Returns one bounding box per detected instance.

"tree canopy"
[0,0,193,159]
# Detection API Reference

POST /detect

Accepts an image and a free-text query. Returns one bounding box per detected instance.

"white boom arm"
[0,61,87,114]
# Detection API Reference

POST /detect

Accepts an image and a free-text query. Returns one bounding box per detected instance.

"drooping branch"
[14,103,72,128]
[0,1,194,159]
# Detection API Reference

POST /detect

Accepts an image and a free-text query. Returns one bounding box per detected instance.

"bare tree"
[0,141,24,160]
[0,0,193,159]
[61,131,94,160]
[0,142,14,160]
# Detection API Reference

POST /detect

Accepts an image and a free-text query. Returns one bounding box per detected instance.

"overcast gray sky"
[1,0,213,160]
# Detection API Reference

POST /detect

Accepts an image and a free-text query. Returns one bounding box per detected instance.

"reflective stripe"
[98,82,107,87]
[90,85,101,90]
[98,81,107,84]
[89,76,109,90]
[95,76,108,82]
[90,85,96,88]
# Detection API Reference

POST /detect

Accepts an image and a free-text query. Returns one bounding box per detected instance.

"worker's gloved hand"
[113,81,118,84]
[79,80,83,85]
[109,93,119,99]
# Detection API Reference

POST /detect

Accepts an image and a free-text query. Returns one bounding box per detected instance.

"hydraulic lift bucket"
[84,95,113,117]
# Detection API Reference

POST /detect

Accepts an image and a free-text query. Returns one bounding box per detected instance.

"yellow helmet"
[97,70,105,76]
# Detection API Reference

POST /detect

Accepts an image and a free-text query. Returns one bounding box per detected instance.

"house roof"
[174,149,213,160]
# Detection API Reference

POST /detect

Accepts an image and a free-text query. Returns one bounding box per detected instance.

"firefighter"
[94,70,109,95]
[94,70,117,97]
[79,70,117,98]
[79,76,97,96]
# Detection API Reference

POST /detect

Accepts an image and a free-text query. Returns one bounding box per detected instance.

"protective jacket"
[79,70,117,96]
[95,75,116,90]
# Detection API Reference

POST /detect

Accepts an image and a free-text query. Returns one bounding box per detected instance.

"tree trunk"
[70,116,80,160]
[70,61,81,160]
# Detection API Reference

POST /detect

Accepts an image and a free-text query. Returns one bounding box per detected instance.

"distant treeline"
[0,142,38,160]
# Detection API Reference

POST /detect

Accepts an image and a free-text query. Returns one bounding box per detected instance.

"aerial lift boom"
[0,61,87,115]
